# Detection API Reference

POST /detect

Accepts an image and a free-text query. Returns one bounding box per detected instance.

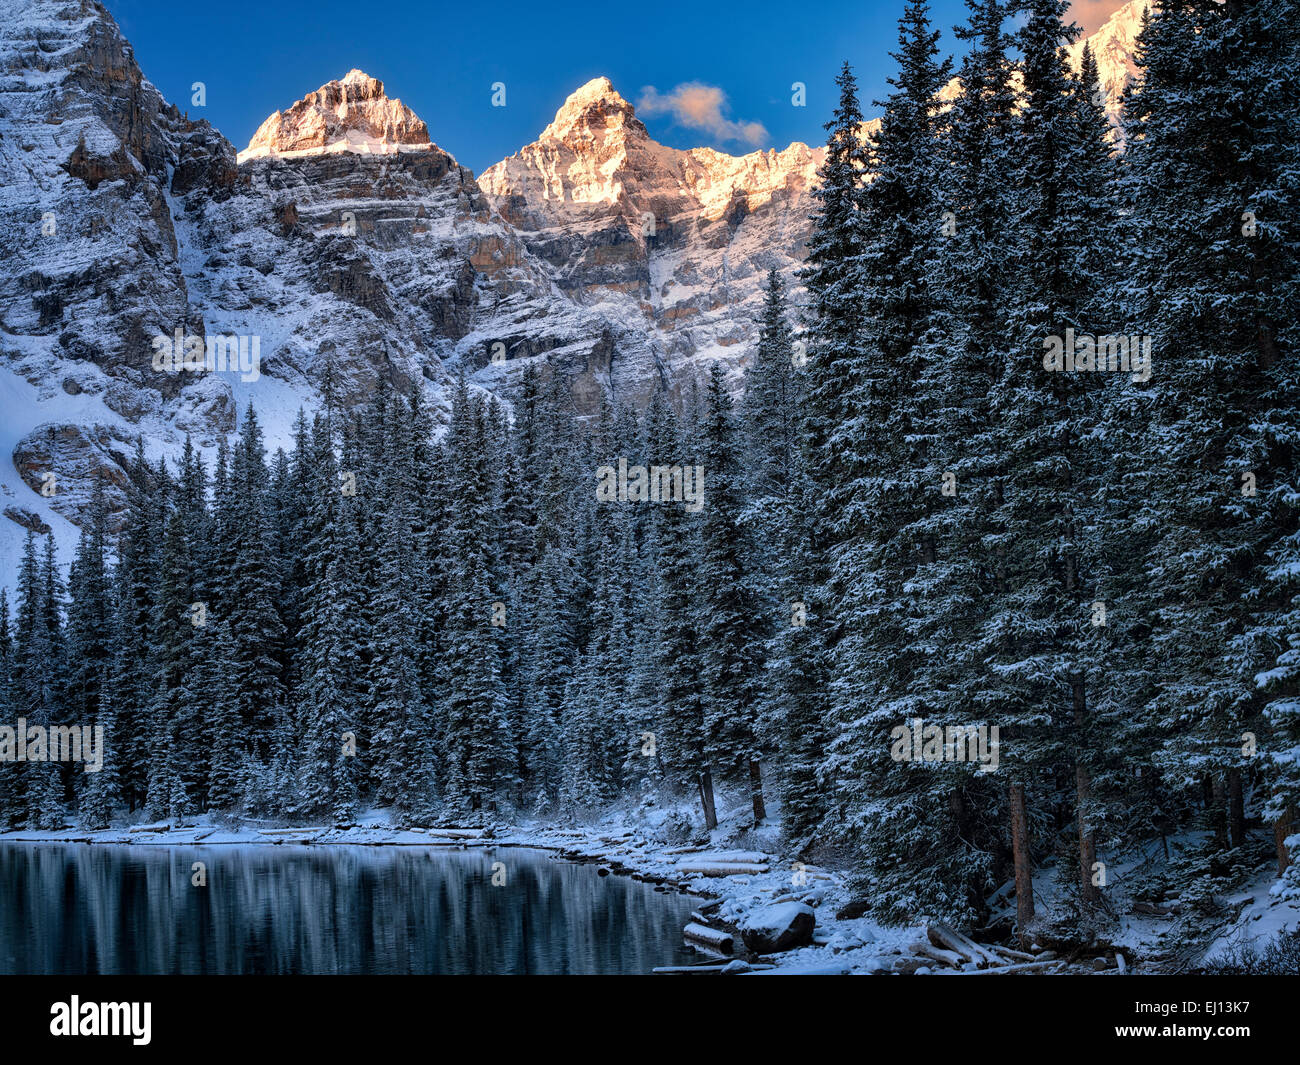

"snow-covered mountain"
[479,77,823,404]
[239,68,433,161]
[0,0,1146,577]
[1068,0,1147,114]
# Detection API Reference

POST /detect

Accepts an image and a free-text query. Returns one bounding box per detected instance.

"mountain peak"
[239,69,433,162]
[540,76,645,144]
[1068,0,1148,112]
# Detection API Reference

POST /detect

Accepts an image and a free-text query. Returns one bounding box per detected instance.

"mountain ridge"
[0,0,1147,581]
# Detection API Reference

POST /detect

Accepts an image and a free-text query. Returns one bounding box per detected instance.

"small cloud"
[636,82,767,148]
[1069,0,1131,34]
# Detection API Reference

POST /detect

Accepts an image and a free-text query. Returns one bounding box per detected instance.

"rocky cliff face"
[0,0,230,567]
[0,1,639,582]
[0,0,1145,577]
[239,69,434,160]
[480,78,822,405]
[1068,0,1147,116]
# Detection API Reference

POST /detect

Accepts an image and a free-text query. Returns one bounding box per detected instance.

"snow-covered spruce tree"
[437,382,513,816]
[1059,39,1161,878]
[202,615,244,814]
[144,496,201,821]
[0,590,18,828]
[560,399,633,811]
[65,474,114,816]
[14,532,65,828]
[645,388,714,827]
[294,415,364,824]
[1119,0,1300,866]
[739,269,808,790]
[368,402,437,821]
[816,1,1010,926]
[517,374,585,810]
[947,0,1119,929]
[884,0,1022,920]
[742,269,801,530]
[783,62,878,851]
[699,364,768,822]
[221,403,286,755]
[110,441,166,811]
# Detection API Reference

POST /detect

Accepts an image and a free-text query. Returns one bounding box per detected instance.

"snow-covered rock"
[739,901,816,954]
[479,77,822,406]
[0,0,1148,569]
[239,69,433,162]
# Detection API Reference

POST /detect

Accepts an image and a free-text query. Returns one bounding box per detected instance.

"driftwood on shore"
[258,827,327,836]
[682,922,735,953]
[886,924,1124,974]
[676,862,770,877]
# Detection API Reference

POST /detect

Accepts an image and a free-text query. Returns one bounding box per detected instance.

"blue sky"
[110,0,1110,174]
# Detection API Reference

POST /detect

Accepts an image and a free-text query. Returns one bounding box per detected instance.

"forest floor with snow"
[2,792,1297,975]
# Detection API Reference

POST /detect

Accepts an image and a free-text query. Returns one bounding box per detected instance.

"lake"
[0,843,702,975]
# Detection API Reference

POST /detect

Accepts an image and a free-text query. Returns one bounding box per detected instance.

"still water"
[0,844,700,974]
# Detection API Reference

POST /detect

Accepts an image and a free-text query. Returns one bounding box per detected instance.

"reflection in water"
[0,844,700,975]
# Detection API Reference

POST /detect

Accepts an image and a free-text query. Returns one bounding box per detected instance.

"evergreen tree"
[699,365,767,821]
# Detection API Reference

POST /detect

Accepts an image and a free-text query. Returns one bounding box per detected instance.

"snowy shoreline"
[3,815,1296,975]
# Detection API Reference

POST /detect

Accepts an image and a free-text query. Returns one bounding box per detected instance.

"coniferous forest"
[2,0,1298,948]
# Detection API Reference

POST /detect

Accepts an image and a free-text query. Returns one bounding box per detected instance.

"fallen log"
[948,959,1060,975]
[684,850,771,865]
[677,862,770,877]
[127,823,172,833]
[928,922,1005,967]
[663,844,710,855]
[258,827,328,836]
[993,946,1038,962]
[912,942,964,969]
[683,922,734,954]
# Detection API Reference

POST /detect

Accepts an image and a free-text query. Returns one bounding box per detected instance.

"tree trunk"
[1276,803,1296,876]
[1211,776,1228,849]
[1071,673,1099,904]
[698,767,718,831]
[1227,768,1245,849]
[1009,781,1035,948]
[748,759,766,823]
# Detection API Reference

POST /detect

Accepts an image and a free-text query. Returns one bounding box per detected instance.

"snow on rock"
[0,0,1148,555]
[238,69,435,162]
[739,901,816,954]
[479,76,821,407]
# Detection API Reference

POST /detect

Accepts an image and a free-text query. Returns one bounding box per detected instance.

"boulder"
[740,902,815,954]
